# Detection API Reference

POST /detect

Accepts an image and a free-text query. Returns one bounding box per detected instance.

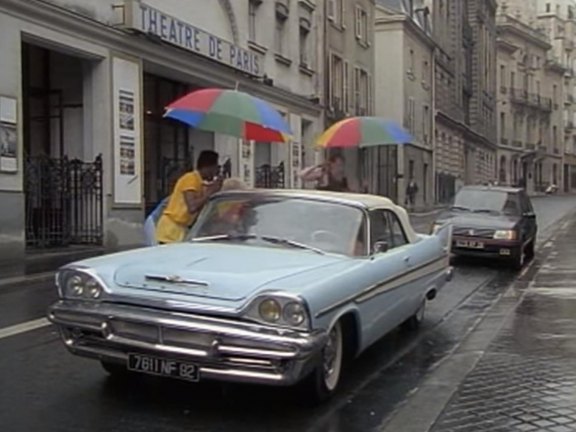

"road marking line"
[0,318,51,340]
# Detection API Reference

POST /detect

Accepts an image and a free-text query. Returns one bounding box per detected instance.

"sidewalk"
[382,213,576,432]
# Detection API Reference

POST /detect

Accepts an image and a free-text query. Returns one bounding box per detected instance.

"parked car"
[48,190,453,402]
[431,186,537,269]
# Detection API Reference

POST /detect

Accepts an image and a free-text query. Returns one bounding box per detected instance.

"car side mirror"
[523,212,536,218]
[373,241,389,254]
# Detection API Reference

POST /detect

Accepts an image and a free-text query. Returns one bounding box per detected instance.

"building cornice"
[2,0,322,115]
[497,14,551,51]
[496,37,519,54]
[375,14,436,49]
[436,111,497,150]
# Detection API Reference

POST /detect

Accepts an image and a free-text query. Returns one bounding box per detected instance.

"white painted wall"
[374,24,404,122]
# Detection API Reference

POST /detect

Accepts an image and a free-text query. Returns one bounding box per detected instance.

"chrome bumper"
[48,300,327,386]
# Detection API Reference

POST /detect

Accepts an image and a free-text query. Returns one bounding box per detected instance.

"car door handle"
[403,256,412,265]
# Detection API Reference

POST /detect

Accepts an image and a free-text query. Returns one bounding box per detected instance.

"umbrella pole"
[234,81,240,91]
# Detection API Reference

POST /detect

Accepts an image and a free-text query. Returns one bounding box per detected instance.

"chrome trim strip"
[314,255,449,319]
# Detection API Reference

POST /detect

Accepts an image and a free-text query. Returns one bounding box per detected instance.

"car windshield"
[187,194,365,256]
[451,189,520,216]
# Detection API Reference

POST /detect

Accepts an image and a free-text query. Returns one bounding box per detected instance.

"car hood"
[77,243,356,302]
[437,211,520,230]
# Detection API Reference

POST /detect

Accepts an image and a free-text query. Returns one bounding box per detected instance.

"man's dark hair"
[328,154,344,164]
[197,150,219,169]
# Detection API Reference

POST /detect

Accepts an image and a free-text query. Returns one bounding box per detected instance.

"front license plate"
[456,240,485,249]
[127,353,199,382]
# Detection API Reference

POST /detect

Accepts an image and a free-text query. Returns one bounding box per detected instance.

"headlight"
[58,269,104,300]
[245,294,310,329]
[493,230,517,240]
[259,298,282,323]
[283,302,306,326]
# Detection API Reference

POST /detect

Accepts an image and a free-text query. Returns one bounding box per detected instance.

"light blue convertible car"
[48,190,453,402]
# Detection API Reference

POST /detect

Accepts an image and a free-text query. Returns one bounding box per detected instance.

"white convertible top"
[215,189,418,243]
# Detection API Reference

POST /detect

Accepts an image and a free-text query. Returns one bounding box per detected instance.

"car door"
[357,209,414,347]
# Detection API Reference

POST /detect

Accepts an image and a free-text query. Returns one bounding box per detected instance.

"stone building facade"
[0,0,325,264]
[495,11,565,193]
[425,0,498,203]
[374,0,434,208]
[323,0,376,191]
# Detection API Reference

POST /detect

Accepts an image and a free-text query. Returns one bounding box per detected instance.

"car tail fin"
[435,223,453,255]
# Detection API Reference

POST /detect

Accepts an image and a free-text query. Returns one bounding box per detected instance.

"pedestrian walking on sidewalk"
[405,178,418,210]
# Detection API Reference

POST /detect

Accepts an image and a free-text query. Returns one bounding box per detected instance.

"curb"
[378,209,576,432]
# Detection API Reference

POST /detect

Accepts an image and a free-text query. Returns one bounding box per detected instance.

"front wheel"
[510,245,526,270]
[299,321,344,404]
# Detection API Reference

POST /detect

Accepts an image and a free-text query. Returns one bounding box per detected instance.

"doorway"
[22,43,103,249]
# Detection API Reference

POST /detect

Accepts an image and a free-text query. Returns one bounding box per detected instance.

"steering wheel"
[311,230,342,245]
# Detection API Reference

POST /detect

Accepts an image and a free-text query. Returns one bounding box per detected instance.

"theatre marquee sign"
[125,1,263,76]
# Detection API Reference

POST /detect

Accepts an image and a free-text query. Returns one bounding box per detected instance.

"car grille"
[452,227,495,239]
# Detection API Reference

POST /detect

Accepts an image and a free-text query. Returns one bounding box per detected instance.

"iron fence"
[25,155,103,248]
[255,162,285,189]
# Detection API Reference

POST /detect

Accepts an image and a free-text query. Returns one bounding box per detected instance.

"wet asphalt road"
[1,196,575,432]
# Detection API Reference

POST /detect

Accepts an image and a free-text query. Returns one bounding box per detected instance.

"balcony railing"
[526,143,536,150]
[512,140,523,148]
[500,138,509,146]
[566,121,574,131]
[510,88,528,104]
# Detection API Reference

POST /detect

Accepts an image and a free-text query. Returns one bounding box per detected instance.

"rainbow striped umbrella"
[315,117,413,148]
[165,88,292,143]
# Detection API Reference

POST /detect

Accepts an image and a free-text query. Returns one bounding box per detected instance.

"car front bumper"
[48,300,327,386]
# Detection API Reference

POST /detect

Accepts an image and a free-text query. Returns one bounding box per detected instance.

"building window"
[327,0,343,25]
[354,67,369,114]
[248,0,261,43]
[409,49,415,75]
[553,84,558,104]
[500,112,506,140]
[299,26,310,67]
[423,105,430,144]
[405,96,416,133]
[275,14,288,56]
[422,60,429,86]
[355,6,369,44]
[330,54,344,110]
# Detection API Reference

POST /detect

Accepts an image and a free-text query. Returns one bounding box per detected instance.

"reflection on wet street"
[432,211,576,432]
[0,197,575,432]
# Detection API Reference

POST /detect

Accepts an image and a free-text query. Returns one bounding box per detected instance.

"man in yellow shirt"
[156,150,223,243]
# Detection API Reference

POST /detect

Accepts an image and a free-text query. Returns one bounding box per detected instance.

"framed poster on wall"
[0,96,18,173]
[240,139,254,187]
[112,57,142,205]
